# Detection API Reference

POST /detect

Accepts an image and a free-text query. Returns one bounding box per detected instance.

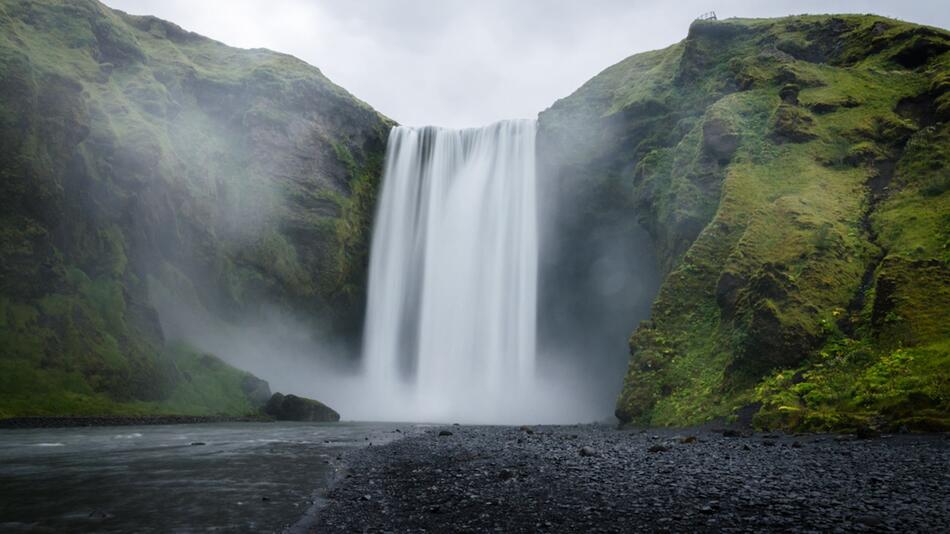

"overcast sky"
[103,1,948,128]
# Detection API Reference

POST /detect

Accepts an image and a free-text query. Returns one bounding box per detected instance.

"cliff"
[539,14,949,432]
[0,0,390,416]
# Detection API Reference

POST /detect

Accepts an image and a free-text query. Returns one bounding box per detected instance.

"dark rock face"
[241,375,273,408]
[770,103,818,142]
[264,393,340,422]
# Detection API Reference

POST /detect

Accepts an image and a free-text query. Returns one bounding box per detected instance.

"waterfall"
[361,119,538,422]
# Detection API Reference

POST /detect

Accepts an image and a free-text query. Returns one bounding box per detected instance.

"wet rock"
[264,393,340,422]
[674,435,697,444]
[702,117,739,163]
[856,425,882,439]
[498,468,515,480]
[779,83,800,105]
[189,442,206,446]
[648,444,671,453]
[438,430,453,437]
[856,514,884,527]
[771,103,818,143]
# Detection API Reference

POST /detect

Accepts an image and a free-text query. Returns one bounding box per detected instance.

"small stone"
[856,514,884,527]
[761,440,776,446]
[648,444,671,453]
[791,441,803,448]
[519,425,535,434]
[498,468,515,480]
[677,435,697,444]
[439,430,453,437]
[579,446,597,457]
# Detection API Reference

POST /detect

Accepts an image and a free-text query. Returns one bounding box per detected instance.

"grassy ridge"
[0,0,391,416]
[540,14,949,432]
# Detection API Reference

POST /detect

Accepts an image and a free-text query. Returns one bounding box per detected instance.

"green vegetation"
[0,341,258,418]
[540,14,949,431]
[0,0,391,416]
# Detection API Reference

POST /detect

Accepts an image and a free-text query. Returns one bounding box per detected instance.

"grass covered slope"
[539,15,949,431]
[0,0,391,417]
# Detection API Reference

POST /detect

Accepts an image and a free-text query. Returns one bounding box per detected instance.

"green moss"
[0,342,259,418]
[541,14,950,431]
[0,0,391,417]
[755,339,950,431]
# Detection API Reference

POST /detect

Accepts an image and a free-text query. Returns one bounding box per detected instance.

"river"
[0,421,409,532]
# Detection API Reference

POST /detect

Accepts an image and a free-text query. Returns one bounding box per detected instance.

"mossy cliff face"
[539,15,949,432]
[0,0,391,416]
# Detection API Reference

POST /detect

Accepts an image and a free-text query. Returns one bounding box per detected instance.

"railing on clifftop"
[696,11,717,21]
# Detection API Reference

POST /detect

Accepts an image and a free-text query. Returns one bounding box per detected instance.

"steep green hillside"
[539,15,949,432]
[0,0,391,417]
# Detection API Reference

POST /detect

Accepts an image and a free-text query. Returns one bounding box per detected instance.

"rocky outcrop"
[241,375,273,408]
[540,14,950,431]
[264,392,340,422]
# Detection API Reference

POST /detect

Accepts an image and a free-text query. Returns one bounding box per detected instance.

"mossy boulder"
[702,117,739,163]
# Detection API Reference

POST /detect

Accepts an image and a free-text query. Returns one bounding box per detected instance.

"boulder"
[263,392,340,422]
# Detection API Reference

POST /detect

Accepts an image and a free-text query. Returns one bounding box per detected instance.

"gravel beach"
[313,424,950,532]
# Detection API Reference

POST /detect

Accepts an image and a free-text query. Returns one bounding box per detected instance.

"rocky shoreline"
[312,424,950,532]
[0,415,274,429]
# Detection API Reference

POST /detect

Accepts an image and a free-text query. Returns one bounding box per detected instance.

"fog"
[105,0,944,424]
[148,116,661,424]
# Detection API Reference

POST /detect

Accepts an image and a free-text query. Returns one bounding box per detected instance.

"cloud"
[103,0,948,127]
